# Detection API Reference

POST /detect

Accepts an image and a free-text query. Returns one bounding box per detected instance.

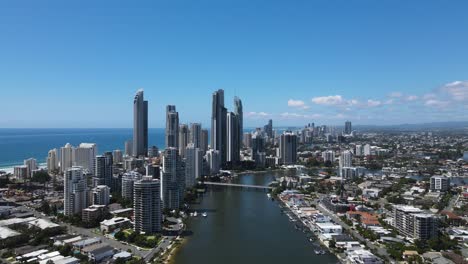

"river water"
[173,171,338,264]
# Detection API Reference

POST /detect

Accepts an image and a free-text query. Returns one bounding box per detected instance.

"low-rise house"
[82,244,115,263]
[347,249,383,264]
[72,237,101,250]
[100,217,131,233]
[422,252,455,264]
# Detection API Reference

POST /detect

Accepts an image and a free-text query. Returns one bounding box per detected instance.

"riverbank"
[275,196,344,263]
[231,168,284,176]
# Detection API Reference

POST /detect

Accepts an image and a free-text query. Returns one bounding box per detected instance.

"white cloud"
[287,99,309,109]
[406,95,419,101]
[424,99,449,108]
[279,112,322,119]
[311,95,358,107]
[367,99,382,107]
[441,80,468,101]
[246,111,271,118]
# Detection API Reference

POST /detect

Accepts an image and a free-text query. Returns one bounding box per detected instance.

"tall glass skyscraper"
[211,89,227,164]
[133,89,148,157]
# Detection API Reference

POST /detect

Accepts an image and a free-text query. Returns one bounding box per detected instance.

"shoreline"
[275,197,344,263]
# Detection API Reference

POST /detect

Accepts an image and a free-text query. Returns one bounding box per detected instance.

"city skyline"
[1,1,468,128]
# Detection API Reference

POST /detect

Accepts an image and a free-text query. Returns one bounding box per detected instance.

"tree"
[31,171,51,190]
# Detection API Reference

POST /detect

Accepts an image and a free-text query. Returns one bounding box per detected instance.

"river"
[172,171,338,264]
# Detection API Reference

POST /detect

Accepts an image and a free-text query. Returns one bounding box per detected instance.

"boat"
[267,193,271,199]
[193,211,198,217]
[202,212,207,217]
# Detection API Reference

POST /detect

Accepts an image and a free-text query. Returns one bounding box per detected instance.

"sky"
[0,0,467,128]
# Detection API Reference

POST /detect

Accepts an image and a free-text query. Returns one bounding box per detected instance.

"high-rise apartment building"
[64,166,88,216]
[133,89,148,157]
[47,148,59,173]
[179,124,189,158]
[227,112,240,163]
[73,143,97,173]
[95,152,113,187]
[166,105,179,149]
[190,123,202,149]
[161,148,185,210]
[134,176,162,234]
[200,129,209,153]
[121,171,142,201]
[61,143,74,174]
[279,132,297,165]
[92,185,110,206]
[211,89,227,165]
[430,176,450,192]
[185,143,203,188]
[392,205,439,240]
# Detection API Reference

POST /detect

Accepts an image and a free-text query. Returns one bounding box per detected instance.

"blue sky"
[0,0,467,128]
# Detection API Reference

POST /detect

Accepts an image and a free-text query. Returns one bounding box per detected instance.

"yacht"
[202,212,207,217]
[193,211,198,217]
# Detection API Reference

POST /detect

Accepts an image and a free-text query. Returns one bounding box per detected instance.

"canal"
[173,171,338,264]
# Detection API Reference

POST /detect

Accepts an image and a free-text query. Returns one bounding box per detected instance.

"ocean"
[0,128,166,170]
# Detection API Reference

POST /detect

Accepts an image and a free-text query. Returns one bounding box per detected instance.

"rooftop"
[0,226,21,239]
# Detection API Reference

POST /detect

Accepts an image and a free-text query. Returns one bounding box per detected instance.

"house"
[100,217,131,233]
[347,249,383,264]
[315,223,342,235]
[82,244,115,263]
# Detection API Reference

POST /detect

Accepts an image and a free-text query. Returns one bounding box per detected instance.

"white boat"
[202,212,207,217]
[267,193,271,199]
[194,211,198,217]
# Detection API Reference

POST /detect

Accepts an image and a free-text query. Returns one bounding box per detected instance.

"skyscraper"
[200,129,209,153]
[24,158,37,178]
[124,140,133,157]
[206,149,221,175]
[166,105,179,149]
[122,171,142,201]
[344,121,352,135]
[64,166,88,216]
[243,133,252,148]
[339,150,353,168]
[47,149,59,173]
[73,143,97,173]
[185,143,203,188]
[211,89,227,165]
[264,119,273,138]
[279,132,298,165]
[251,132,265,162]
[134,176,162,234]
[60,143,74,174]
[95,152,113,187]
[133,89,148,157]
[113,150,123,163]
[92,185,110,206]
[179,124,189,158]
[161,148,185,210]
[234,96,243,147]
[227,112,240,163]
[190,123,202,148]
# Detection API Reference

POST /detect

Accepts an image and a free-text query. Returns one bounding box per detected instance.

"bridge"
[203,181,273,190]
